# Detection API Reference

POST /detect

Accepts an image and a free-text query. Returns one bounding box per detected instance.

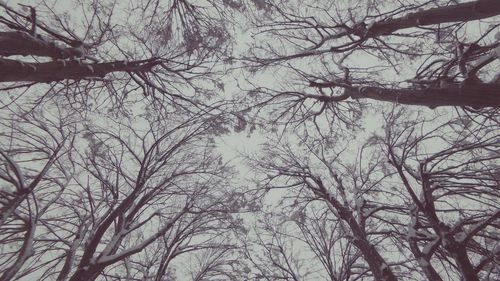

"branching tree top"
[1,1,499,281]
[241,0,500,127]
[0,0,235,109]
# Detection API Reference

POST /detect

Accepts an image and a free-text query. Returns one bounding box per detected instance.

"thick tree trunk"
[346,84,500,108]
[350,234,398,281]
[339,211,398,281]
[0,32,82,59]
[67,266,103,281]
[0,58,160,82]
[366,0,500,36]
[443,239,480,281]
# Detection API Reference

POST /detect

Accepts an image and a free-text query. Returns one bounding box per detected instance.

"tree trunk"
[67,266,103,281]
[346,84,500,108]
[0,58,160,82]
[0,31,82,59]
[366,0,500,37]
[443,239,480,281]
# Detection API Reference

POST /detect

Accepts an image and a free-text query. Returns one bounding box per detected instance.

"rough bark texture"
[0,58,161,82]
[346,84,500,108]
[0,31,83,59]
[364,0,500,37]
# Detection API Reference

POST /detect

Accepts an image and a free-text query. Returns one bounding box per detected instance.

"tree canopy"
[0,1,499,281]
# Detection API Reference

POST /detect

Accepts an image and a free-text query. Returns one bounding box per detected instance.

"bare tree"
[374,107,500,281]
[0,101,241,280]
[243,103,499,280]
[240,207,366,281]
[0,0,235,109]
[0,101,77,281]
[245,134,418,281]
[58,114,236,281]
[2,1,498,281]
[241,0,500,127]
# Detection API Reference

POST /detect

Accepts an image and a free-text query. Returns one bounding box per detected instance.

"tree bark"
[443,239,480,281]
[0,32,82,59]
[345,84,500,108]
[365,0,500,37]
[67,265,104,281]
[0,58,161,82]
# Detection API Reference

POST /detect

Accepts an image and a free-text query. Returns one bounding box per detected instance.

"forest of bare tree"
[0,0,499,280]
